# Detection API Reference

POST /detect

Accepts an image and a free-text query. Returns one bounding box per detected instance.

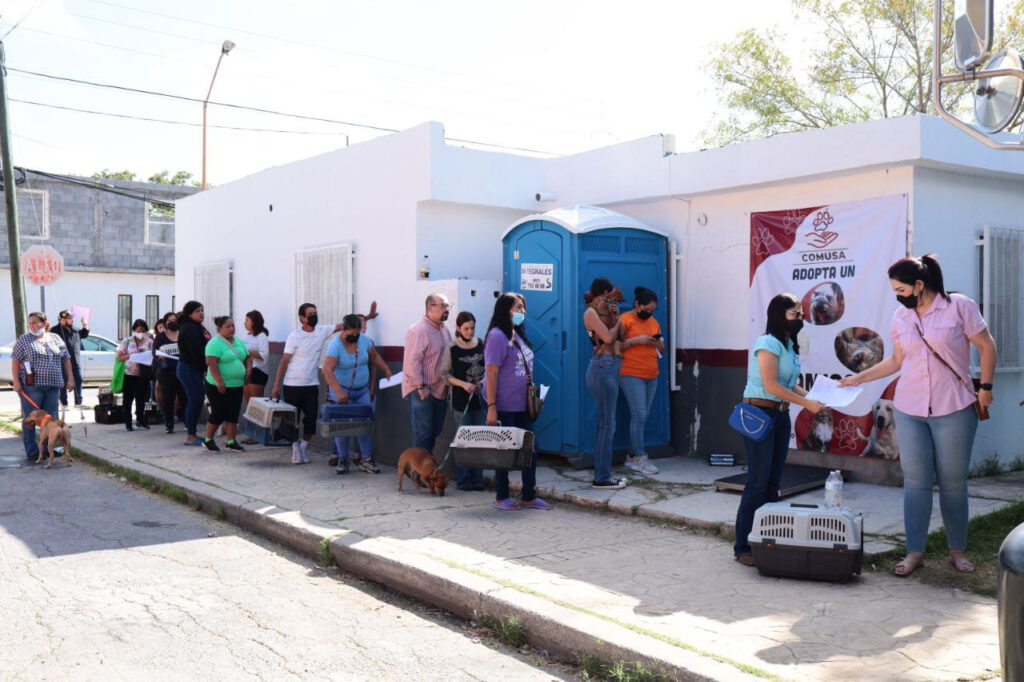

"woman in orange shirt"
[619,287,664,475]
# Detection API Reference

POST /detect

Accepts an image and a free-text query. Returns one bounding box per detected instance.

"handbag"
[513,338,544,420]
[913,323,989,421]
[109,358,125,394]
[728,402,777,441]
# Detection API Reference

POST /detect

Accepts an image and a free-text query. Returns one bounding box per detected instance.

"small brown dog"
[396,447,448,496]
[24,409,73,468]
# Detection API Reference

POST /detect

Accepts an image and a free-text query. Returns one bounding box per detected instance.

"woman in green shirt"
[203,316,251,452]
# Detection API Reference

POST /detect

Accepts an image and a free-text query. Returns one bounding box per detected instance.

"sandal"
[491,498,521,511]
[891,555,925,577]
[949,553,976,574]
[519,497,553,510]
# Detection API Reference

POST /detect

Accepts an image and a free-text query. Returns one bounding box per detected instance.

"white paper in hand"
[804,375,861,408]
[131,350,154,366]
[539,384,550,401]
[378,371,403,390]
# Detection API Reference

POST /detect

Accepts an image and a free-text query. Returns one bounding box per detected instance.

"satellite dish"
[973,50,1024,133]
[954,0,993,71]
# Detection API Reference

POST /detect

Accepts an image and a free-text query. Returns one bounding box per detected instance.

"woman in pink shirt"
[841,254,996,577]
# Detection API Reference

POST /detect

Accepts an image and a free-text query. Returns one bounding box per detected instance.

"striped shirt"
[402,316,452,399]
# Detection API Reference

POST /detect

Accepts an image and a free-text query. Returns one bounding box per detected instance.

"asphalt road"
[0,431,573,681]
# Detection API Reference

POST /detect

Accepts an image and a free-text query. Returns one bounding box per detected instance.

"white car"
[0,333,120,384]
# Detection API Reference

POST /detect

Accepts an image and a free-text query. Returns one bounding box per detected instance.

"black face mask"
[305,313,319,327]
[636,310,653,320]
[166,322,179,331]
[896,294,918,309]
[787,319,804,336]
[344,334,359,343]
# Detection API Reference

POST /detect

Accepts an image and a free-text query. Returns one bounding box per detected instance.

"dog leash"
[438,401,472,471]
[18,390,42,410]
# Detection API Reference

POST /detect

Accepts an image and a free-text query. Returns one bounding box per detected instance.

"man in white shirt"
[271,303,343,464]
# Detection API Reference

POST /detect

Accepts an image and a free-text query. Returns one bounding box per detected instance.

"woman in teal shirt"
[203,316,251,452]
[734,293,825,566]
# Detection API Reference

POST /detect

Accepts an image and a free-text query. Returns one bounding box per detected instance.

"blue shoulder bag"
[728,402,776,442]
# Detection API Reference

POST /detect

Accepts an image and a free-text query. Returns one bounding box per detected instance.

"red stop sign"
[20,245,64,286]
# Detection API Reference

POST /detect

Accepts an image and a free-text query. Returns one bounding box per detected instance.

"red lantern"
[20,245,64,286]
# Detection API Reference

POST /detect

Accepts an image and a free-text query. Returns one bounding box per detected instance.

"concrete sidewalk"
[5,408,1013,681]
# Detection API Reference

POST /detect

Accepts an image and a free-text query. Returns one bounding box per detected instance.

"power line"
[1,0,49,39]
[7,67,560,155]
[10,98,350,136]
[23,168,178,209]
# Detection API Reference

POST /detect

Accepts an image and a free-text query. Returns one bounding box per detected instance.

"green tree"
[92,169,137,182]
[703,0,1024,145]
[147,170,196,186]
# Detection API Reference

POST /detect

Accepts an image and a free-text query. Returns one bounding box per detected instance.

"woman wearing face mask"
[117,319,155,431]
[153,312,186,434]
[484,293,553,511]
[176,301,212,446]
[618,286,665,476]
[11,312,74,461]
[441,311,486,491]
[733,293,826,567]
[839,254,996,576]
[583,277,626,490]
[323,314,392,474]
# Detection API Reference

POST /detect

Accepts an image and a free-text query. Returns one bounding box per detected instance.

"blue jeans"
[620,375,657,457]
[586,354,622,483]
[495,410,538,502]
[19,386,61,458]
[60,362,83,406]
[894,405,978,552]
[329,386,373,461]
[408,391,447,453]
[452,405,486,487]
[176,362,206,437]
[734,408,791,556]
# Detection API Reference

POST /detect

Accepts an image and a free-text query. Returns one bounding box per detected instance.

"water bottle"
[824,470,843,509]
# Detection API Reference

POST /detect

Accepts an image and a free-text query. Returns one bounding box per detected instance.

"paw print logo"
[781,210,805,236]
[752,225,778,257]
[806,210,839,249]
[834,418,863,451]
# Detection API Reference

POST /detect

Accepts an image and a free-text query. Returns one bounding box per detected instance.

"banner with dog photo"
[749,194,906,459]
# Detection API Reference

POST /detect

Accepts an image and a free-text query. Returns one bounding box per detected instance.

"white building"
[175,116,1024,476]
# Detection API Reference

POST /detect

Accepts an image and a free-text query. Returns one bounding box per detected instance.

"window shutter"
[983,226,1024,371]
[193,261,233,334]
[295,244,353,325]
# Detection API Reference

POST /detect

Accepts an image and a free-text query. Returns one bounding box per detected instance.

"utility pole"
[0,38,26,336]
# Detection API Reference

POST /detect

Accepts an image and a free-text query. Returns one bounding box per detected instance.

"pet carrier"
[451,426,535,471]
[316,402,373,438]
[748,502,863,582]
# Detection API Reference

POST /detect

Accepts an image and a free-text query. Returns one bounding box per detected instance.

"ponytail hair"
[887,253,950,302]
[634,286,657,306]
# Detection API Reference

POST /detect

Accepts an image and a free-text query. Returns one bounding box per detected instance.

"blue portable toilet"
[501,205,671,461]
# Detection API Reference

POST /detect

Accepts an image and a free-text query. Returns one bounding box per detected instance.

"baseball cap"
[58,310,72,319]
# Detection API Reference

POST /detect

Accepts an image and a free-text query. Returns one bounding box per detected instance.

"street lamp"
[201,39,236,190]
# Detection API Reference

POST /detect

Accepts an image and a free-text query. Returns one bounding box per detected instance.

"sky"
[1,0,796,186]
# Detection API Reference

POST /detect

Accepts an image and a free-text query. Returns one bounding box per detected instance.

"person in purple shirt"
[483,293,553,511]
[841,254,997,577]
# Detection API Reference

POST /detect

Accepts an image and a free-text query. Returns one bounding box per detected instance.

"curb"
[66,439,765,682]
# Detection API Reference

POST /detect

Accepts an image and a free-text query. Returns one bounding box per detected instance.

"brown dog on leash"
[24,409,73,468]
[396,447,448,496]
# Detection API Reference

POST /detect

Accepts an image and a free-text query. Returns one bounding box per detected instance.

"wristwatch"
[979,383,993,391]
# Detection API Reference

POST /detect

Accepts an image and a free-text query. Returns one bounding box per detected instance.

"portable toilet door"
[576,227,670,459]
[501,218,575,454]
[502,206,670,459]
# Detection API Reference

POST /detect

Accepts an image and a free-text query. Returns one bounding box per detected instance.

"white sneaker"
[291,442,302,465]
[299,441,310,464]
[625,455,659,475]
